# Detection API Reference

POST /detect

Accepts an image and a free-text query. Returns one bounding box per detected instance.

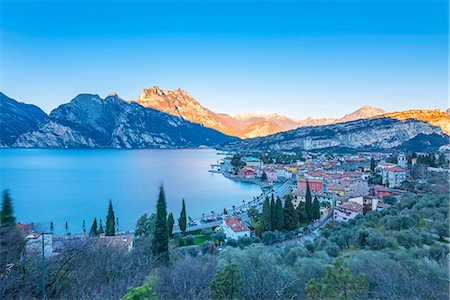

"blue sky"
[0,0,448,118]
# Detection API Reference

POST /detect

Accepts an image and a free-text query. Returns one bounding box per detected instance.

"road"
[172,178,295,234]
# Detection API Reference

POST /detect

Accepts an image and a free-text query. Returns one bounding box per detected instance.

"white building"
[397,153,407,168]
[382,167,407,188]
[243,157,263,168]
[221,217,251,240]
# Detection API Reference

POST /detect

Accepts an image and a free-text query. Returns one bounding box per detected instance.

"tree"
[370,157,377,172]
[261,172,268,181]
[262,231,277,245]
[178,199,187,235]
[247,207,259,220]
[305,181,313,222]
[99,219,104,235]
[305,263,367,300]
[153,186,169,263]
[312,196,320,221]
[211,263,243,300]
[105,200,115,236]
[262,196,272,232]
[1,190,16,227]
[283,195,297,230]
[167,213,174,236]
[89,217,99,237]
[274,196,284,230]
[296,202,308,225]
[270,195,276,229]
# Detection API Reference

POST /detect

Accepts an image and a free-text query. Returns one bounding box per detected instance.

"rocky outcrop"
[334,106,385,123]
[220,117,448,152]
[0,92,48,146]
[13,94,236,148]
[384,109,450,135]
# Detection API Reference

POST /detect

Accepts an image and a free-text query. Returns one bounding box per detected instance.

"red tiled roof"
[225,217,250,233]
[337,201,363,212]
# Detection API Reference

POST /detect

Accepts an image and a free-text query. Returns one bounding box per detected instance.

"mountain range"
[1,88,449,151]
[3,92,235,148]
[136,86,390,138]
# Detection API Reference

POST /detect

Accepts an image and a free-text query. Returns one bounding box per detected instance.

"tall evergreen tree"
[313,196,321,221]
[1,190,16,227]
[370,157,376,172]
[178,199,187,235]
[99,219,104,235]
[275,196,284,230]
[296,202,308,225]
[105,200,116,236]
[167,213,174,236]
[153,186,169,263]
[283,195,297,230]
[89,217,99,237]
[305,181,313,222]
[270,194,276,229]
[261,196,272,232]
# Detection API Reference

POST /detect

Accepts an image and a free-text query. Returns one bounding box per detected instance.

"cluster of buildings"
[287,152,409,222]
[221,156,294,182]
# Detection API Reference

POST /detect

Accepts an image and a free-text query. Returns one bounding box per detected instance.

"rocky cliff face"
[136,86,338,138]
[220,117,448,152]
[13,94,236,148]
[136,86,240,137]
[0,92,48,146]
[384,109,450,135]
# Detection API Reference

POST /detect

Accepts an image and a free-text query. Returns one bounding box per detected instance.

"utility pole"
[41,233,46,300]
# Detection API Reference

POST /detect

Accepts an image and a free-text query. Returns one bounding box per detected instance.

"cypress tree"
[370,157,376,172]
[153,186,169,263]
[296,202,308,225]
[313,196,321,221]
[305,181,313,222]
[105,200,115,236]
[283,195,297,230]
[275,196,284,230]
[178,199,187,235]
[270,194,276,229]
[89,217,99,237]
[262,196,272,232]
[167,213,174,236]
[99,219,104,235]
[1,190,16,227]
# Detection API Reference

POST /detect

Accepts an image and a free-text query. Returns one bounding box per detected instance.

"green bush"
[262,231,277,245]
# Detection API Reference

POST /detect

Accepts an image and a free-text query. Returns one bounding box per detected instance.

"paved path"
[172,178,295,234]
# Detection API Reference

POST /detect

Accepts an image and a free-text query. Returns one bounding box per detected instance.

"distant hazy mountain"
[12,93,236,148]
[0,92,47,146]
[220,116,448,152]
[335,105,386,123]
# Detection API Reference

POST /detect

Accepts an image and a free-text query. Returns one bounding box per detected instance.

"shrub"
[324,242,340,257]
[186,235,195,246]
[262,231,277,245]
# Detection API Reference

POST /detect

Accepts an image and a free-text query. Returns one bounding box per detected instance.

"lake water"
[0,149,261,235]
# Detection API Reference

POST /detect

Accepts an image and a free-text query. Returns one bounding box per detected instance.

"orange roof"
[225,217,250,233]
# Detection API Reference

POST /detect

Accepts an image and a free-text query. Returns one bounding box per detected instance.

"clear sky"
[0,0,448,118]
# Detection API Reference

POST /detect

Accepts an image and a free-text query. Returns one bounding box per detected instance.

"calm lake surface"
[0,149,261,234]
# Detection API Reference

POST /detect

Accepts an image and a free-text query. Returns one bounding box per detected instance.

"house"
[221,217,251,240]
[243,157,263,168]
[382,167,407,188]
[370,185,392,199]
[264,168,278,182]
[239,169,256,179]
[333,201,363,222]
[24,232,53,257]
[298,178,323,192]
